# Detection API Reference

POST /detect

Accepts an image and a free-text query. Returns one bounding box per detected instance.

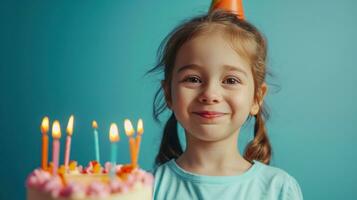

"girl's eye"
[223,77,241,85]
[182,76,202,83]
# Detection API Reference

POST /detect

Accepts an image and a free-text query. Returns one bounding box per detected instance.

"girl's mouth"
[193,111,227,119]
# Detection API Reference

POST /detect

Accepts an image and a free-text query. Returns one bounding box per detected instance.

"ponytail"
[244,110,272,165]
[155,113,183,166]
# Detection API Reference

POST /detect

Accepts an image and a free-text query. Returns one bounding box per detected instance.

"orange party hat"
[209,0,245,20]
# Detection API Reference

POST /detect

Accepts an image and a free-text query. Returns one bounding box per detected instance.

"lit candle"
[41,117,49,170]
[124,119,136,167]
[52,120,61,175]
[92,120,100,163]
[135,119,144,166]
[109,123,119,178]
[64,115,74,171]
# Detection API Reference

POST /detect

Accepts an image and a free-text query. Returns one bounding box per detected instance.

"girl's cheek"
[173,88,195,108]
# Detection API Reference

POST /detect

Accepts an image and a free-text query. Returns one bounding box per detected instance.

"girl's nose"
[198,84,222,104]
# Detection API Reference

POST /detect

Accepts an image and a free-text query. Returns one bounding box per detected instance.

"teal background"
[1,0,356,199]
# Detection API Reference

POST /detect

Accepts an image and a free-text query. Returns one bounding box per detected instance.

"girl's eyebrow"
[223,65,248,77]
[176,64,248,77]
[176,64,201,74]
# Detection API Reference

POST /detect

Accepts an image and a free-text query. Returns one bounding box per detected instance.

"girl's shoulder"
[152,159,177,181]
[254,160,294,179]
[254,160,303,199]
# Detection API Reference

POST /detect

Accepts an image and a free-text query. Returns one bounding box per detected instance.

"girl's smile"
[193,110,227,119]
[192,110,229,123]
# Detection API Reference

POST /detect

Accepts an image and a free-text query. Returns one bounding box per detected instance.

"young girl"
[149,10,303,200]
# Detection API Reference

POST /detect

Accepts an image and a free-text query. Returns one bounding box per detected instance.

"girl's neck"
[176,131,252,176]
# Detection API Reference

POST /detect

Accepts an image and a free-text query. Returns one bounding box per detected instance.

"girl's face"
[166,31,265,142]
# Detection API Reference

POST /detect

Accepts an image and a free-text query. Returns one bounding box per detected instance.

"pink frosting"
[86,182,110,197]
[26,169,51,188]
[109,179,129,193]
[26,169,63,197]
[26,164,154,198]
[59,183,85,198]
[135,169,154,186]
[43,176,62,197]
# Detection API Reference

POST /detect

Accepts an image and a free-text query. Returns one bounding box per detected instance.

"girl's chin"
[186,126,235,142]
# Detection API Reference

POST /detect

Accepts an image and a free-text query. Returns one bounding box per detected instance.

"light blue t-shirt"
[153,159,303,200]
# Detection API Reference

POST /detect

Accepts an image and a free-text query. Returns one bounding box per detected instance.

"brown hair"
[148,10,272,166]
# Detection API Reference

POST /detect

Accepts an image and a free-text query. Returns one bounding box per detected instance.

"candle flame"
[66,115,74,136]
[109,123,119,142]
[92,120,98,129]
[52,120,61,139]
[137,118,144,135]
[124,119,134,137]
[41,116,49,134]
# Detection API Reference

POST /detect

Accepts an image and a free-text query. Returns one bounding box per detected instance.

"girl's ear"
[250,82,268,115]
[161,80,172,109]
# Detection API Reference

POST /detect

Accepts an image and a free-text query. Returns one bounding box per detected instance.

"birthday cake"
[26,117,153,200]
[26,161,153,200]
